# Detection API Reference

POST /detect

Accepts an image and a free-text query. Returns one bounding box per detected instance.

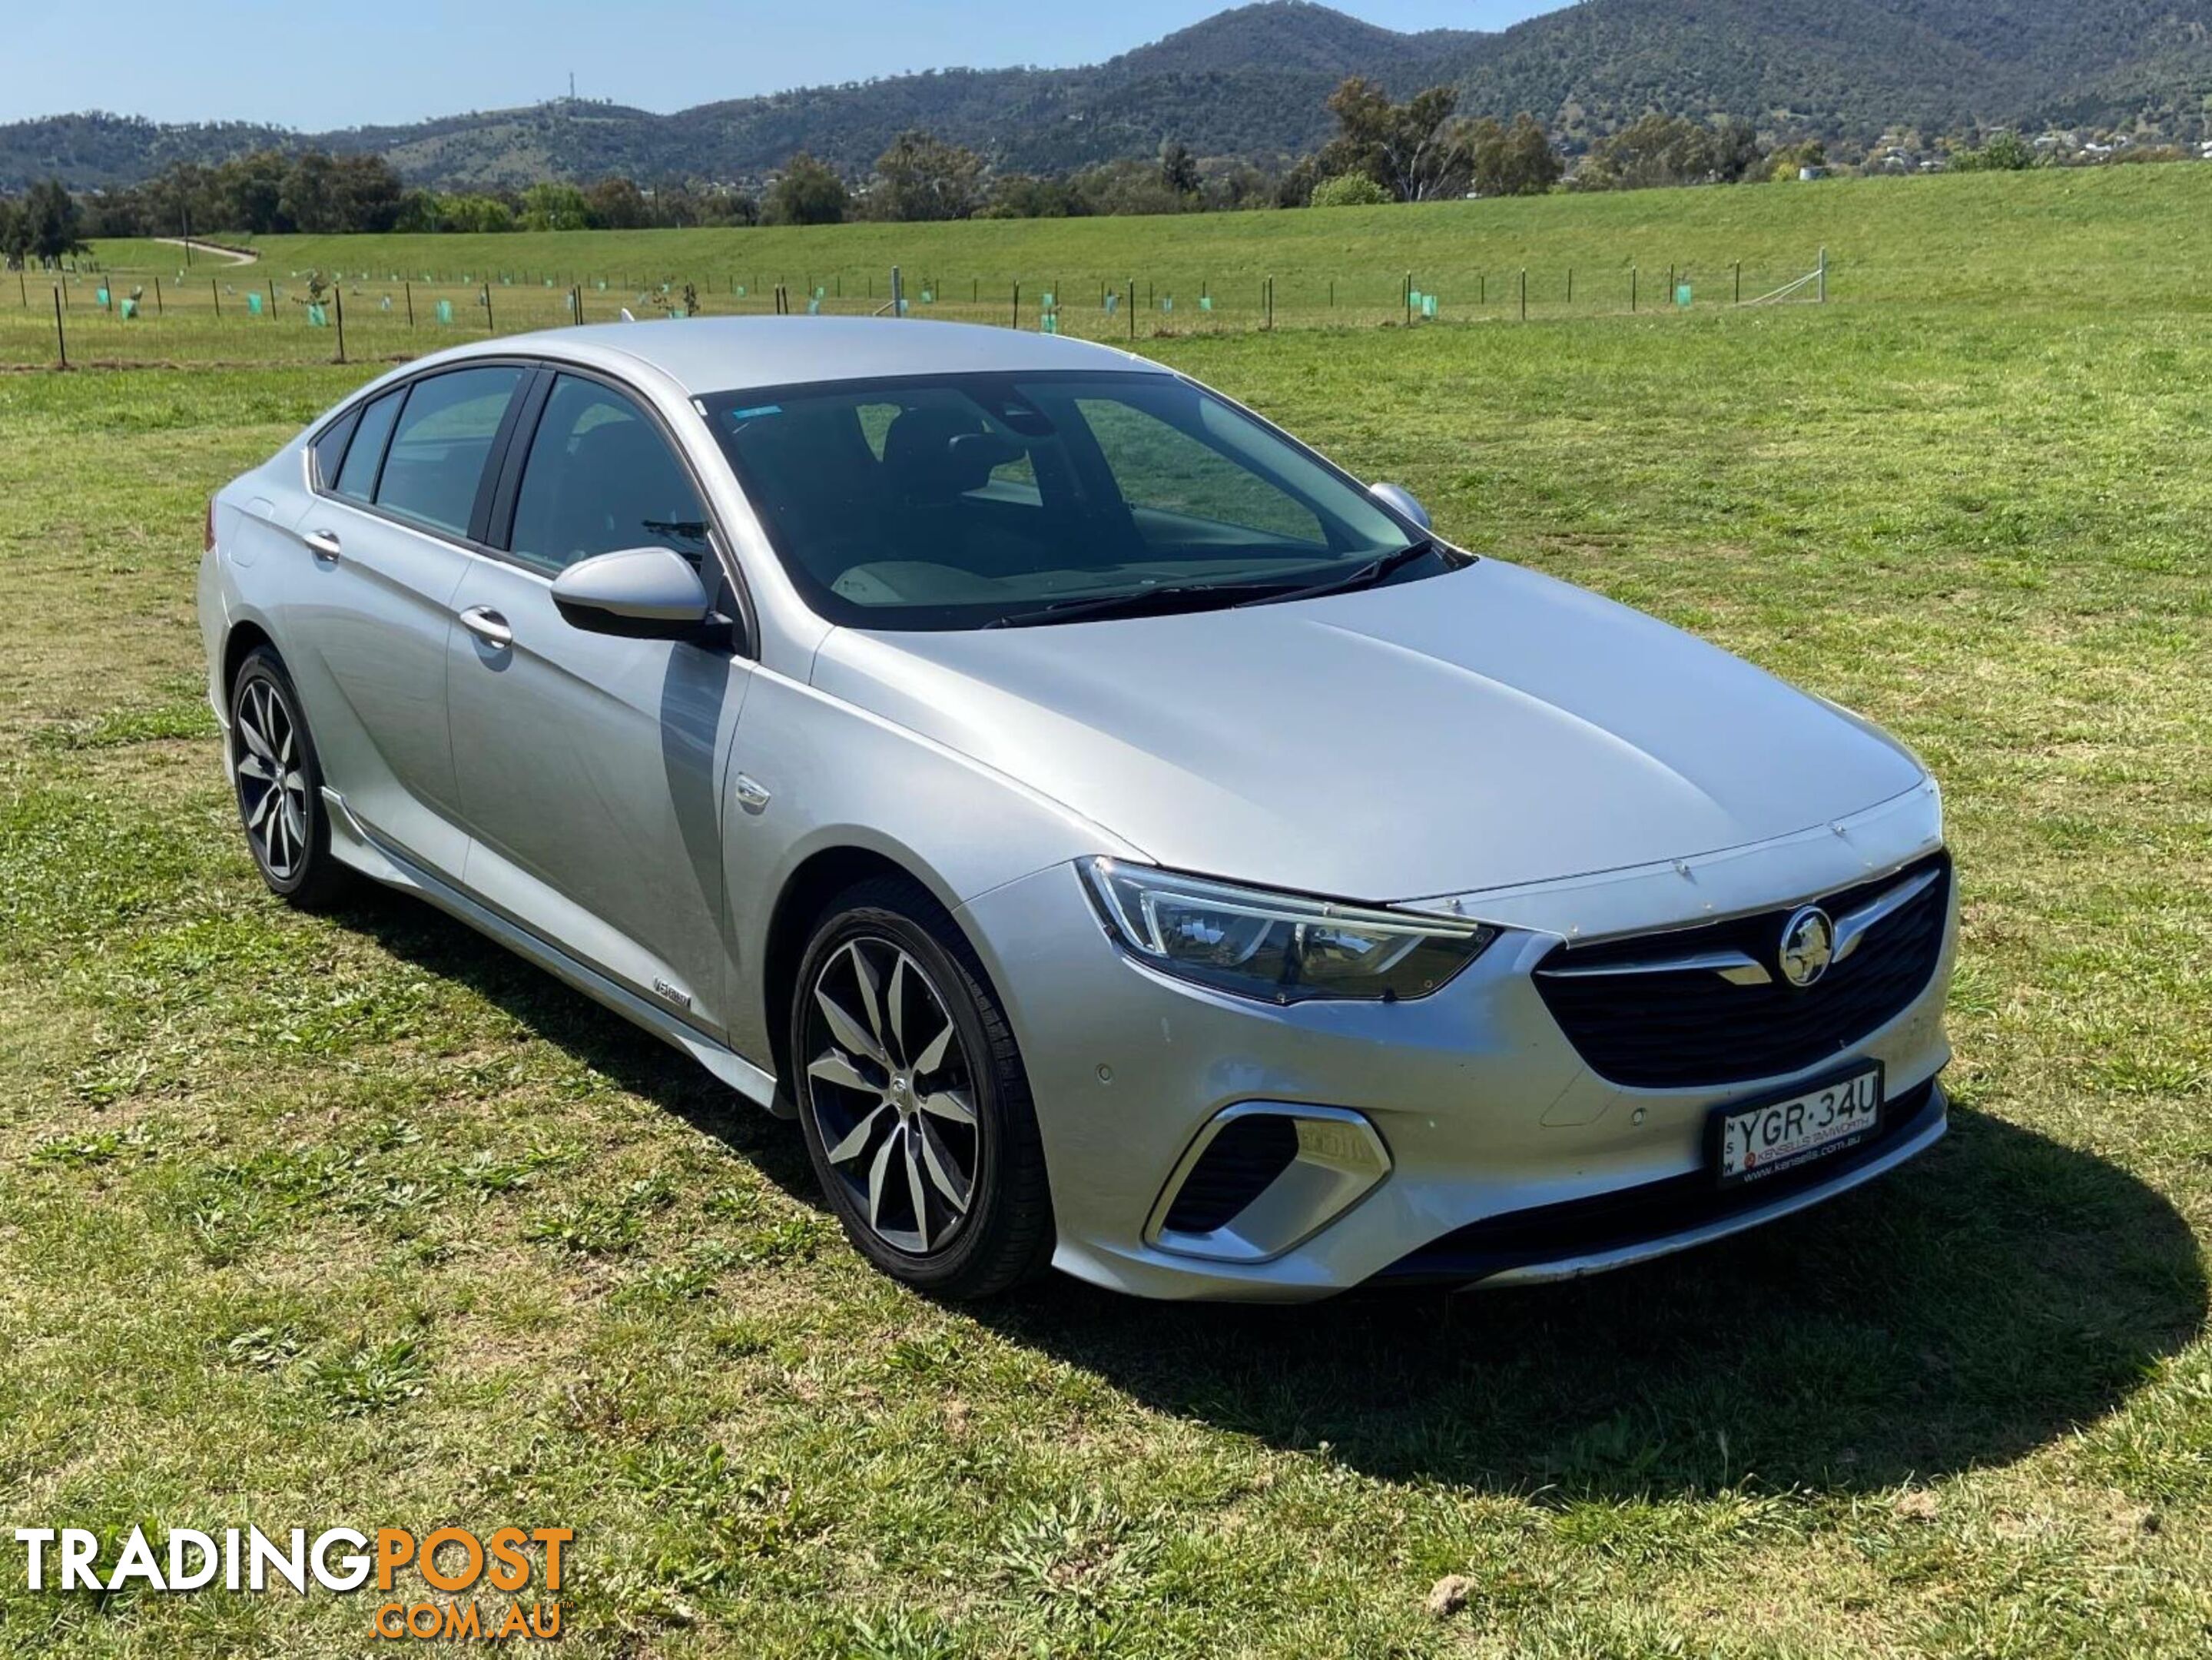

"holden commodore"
[197,317,1956,1300]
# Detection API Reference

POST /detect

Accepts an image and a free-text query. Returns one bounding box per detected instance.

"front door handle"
[458,606,513,649]
[303,530,342,563]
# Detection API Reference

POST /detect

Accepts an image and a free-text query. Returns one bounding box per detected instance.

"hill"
[5,0,2211,191]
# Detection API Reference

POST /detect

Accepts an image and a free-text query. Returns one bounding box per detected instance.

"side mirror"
[550,546,710,639]
[1368,482,1431,533]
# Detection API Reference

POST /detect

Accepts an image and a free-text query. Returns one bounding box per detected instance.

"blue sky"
[5,2,1561,130]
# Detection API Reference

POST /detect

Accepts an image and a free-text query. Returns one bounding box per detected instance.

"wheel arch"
[221,619,279,705]
[761,842,983,1101]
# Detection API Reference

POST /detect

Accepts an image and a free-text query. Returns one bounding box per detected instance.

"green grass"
[2,176,2210,1655]
[8,164,2211,372]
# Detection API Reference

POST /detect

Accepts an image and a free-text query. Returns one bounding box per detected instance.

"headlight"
[1080,858,1497,1004]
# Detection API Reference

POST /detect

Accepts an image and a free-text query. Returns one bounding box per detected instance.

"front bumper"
[957,787,1956,1303]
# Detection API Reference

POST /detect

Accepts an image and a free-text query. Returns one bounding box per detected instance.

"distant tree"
[978,172,1088,218]
[1199,159,1277,211]
[1274,154,1323,208]
[1575,115,1764,191]
[1158,141,1201,198]
[0,199,25,267]
[1950,130,2035,171]
[215,151,290,234]
[585,177,653,229]
[330,154,403,233]
[277,152,340,233]
[1069,158,1189,216]
[1467,114,1561,197]
[763,153,848,225]
[1765,138,1829,181]
[1309,171,1392,207]
[440,194,518,234]
[1709,118,1765,183]
[392,189,443,233]
[1321,78,1472,202]
[20,180,87,266]
[867,131,984,221]
[520,181,592,231]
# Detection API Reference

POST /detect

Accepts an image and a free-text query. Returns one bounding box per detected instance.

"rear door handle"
[303,530,342,563]
[458,606,513,649]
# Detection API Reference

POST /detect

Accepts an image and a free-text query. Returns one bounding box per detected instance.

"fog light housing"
[1146,1103,1391,1263]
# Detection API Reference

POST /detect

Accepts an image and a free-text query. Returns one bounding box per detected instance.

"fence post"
[1265,274,1274,330]
[1404,271,1411,327]
[153,277,163,317]
[52,287,67,369]
[483,284,493,333]
[890,266,904,317]
[1631,267,1638,312]
[405,281,414,327]
[1567,267,1574,304]
[1733,261,1742,304]
[1010,281,1020,329]
[333,286,346,364]
[1127,281,1136,340]
[17,267,25,307]
[1520,268,1527,321]
[1818,246,1828,303]
[267,277,277,315]
[211,278,221,318]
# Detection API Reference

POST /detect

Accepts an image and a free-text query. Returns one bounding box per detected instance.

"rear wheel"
[229,646,351,909]
[791,877,1053,1299]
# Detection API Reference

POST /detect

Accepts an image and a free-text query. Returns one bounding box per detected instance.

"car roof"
[466,315,1166,396]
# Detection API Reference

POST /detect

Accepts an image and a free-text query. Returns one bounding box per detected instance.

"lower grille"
[1534,853,1951,1089]
[1160,1114,1299,1234]
[1374,1078,1941,1284]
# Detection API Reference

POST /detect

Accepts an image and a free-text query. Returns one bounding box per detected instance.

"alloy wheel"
[234,676,312,882]
[801,936,980,1256]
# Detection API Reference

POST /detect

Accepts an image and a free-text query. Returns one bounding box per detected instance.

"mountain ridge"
[5,1,2210,191]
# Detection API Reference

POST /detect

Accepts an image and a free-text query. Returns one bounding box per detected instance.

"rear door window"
[373,366,526,537]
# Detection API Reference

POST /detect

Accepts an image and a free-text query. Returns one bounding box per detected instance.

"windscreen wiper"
[1234,539,1444,607]
[983,577,1311,629]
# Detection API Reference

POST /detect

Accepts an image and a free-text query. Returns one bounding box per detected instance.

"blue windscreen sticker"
[727,404,783,420]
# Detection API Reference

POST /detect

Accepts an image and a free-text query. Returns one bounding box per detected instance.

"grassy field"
[8,165,2212,370]
[2,170,2210,1656]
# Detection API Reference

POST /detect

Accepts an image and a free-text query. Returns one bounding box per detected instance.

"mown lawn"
[1,280,2208,1655]
[8,164,2210,373]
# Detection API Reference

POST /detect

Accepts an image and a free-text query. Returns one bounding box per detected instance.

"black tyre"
[791,875,1053,1299]
[228,646,352,910]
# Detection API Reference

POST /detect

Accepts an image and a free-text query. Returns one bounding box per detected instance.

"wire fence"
[0,252,1830,371]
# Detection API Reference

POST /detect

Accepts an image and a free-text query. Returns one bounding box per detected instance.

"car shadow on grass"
[972,1108,2207,1497]
[333,895,2201,1498]
[330,892,822,1209]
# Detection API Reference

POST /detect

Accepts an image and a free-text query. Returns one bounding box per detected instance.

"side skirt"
[322,788,788,1116]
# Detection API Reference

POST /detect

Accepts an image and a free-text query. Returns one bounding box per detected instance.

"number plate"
[1712,1064,1883,1186]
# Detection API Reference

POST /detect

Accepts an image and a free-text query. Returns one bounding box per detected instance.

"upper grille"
[1533,853,1951,1089]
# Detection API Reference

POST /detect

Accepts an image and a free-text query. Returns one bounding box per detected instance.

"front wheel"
[791,877,1053,1299]
[229,646,352,909]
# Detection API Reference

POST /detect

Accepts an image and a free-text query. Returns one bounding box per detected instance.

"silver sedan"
[197,318,1955,1300]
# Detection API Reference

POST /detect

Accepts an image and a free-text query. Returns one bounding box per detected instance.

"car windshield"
[701,370,1435,629]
